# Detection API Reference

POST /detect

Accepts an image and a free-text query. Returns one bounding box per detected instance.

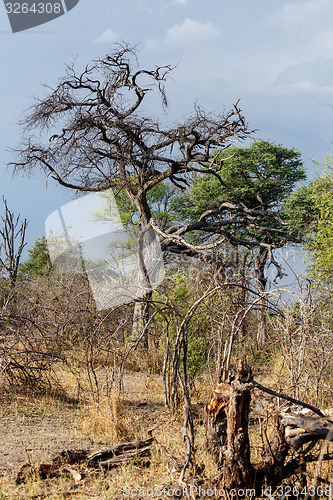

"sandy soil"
[0,372,171,478]
[0,396,93,476]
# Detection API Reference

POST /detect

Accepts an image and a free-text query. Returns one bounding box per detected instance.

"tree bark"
[204,382,229,464]
[16,437,155,484]
[131,201,153,350]
[254,247,268,346]
[0,197,28,288]
[132,292,151,350]
[223,362,253,489]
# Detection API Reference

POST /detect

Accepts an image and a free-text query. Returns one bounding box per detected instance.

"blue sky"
[1,0,333,254]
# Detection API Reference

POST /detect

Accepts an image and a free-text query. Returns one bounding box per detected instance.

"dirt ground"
[0,396,91,476]
[0,372,185,479]
[0,370,212,500]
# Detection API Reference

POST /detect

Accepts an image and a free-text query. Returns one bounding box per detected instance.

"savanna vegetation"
[0,44,333,499]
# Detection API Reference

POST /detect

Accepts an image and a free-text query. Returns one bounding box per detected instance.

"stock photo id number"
[3,0,79,32]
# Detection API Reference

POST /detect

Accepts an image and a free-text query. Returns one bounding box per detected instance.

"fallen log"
[252,381,327,417]
[16,437,155,485]
[86,438,154,467]
[281,412,333,449]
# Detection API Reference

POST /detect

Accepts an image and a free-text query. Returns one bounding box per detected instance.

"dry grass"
[0,356,332,499]
[0,365,214,498]
[79,391,133,443]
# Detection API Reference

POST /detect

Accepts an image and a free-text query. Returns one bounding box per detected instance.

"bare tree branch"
[9,44,252,229]
[0,198,28,287]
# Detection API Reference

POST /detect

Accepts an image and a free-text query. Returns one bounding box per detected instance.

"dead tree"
[10,43,293,348]
[0,197,28,287]
[205,361,333,495]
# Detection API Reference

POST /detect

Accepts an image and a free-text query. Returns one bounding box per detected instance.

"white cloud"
[275,57,333,91]
[250,0,333,88]
[270,0,330,27]
[173,0,187,4]
[94,29,119,44]
[165,17,219,46]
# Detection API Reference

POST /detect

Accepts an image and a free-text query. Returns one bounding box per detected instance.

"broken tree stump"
[223,362,253,490]
[205,362,333,494]
[205,362,254,489]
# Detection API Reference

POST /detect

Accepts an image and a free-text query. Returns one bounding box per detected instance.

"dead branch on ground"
[16,437,155,485]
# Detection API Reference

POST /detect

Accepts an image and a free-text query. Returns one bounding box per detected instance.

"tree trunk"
[254,248,268,346]
[132,291,151,350]
[204,382,229,464]
[131,199,153,350]
[223,362,253,489]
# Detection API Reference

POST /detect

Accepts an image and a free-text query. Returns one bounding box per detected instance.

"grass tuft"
[79,390,133,443]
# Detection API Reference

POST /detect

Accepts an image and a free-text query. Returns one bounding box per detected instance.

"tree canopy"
[19,236,52,277]
[10,44,288,256]
[171,140,305,245]
[284,155,333,283]
[11,45,251,224]
[168,140,305,345]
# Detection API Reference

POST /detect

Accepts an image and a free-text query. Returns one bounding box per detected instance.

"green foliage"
[19,236,52,277]
[170,140,305,246]
[284,154,333,282]
[283,184,319,240]
[187,328,210,381]
[154,271,214,382]
[172,140,305,219]
[307,169,333,282]
[311,179,333,280]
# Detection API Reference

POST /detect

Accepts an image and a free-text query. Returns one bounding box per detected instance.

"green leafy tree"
[171,140,306,344]
[283,185,318,240]
[19,236,52,277]
[172,140,305,230]
[284,155,333,283]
